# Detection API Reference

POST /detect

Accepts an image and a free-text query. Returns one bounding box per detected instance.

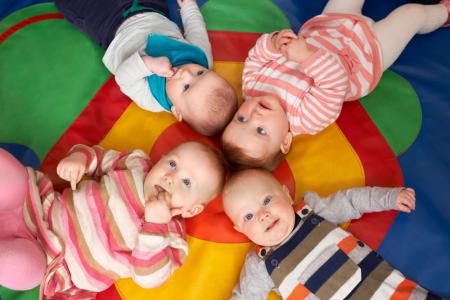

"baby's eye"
[197,70,204,76]
[169,160,177,169]
[245,213,253,221]
[263,197,271,206]
[182,178,191,187]
[237,116,246,123]
[257,127,266,135]
[183,84,190,92]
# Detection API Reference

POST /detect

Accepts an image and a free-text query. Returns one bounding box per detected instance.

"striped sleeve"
[68,144,151,177]
[242,32,283,93]
[130,218,188,288]
[291,48,349,135]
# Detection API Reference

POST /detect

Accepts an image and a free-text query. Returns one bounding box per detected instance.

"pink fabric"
[0,148,46,290]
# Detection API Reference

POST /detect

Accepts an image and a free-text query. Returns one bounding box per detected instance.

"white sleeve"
[179,2,213,68]
[114,51,166,112]
[231,250,274,300]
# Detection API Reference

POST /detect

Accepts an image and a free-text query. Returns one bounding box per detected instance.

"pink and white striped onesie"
[242,13,382,135]
[23,145,187,299]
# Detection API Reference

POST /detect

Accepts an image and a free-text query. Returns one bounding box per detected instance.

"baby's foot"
[442,0,450,27]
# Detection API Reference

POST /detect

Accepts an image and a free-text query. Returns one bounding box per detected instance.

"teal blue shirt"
[146,34,209,111]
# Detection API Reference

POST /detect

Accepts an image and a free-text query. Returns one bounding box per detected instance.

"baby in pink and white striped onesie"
[222,0,450,171]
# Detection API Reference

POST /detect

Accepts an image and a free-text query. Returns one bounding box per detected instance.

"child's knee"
[0,238,46,290]
[396,3,427,23]
[0,148,28,211]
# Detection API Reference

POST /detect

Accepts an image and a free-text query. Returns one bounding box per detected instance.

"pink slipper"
[442,0,450,27]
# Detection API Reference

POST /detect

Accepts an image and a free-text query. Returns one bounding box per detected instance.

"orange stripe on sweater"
[338,236,358,254]
[287,284,311,300]
[390,279,417,300]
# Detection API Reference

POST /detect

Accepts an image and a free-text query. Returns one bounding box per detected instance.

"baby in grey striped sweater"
[222,169,442,299]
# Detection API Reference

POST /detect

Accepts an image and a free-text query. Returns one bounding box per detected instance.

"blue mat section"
[1,0,449,297]
[0,144,40,169]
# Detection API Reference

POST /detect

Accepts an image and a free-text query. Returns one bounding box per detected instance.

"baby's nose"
[259,210,270,221]
[163,175,173,186]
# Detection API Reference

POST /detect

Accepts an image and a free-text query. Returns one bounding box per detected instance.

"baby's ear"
[171,105,183,122]
[181,204,204,218]
[280,132,293,154]
[282,185,294,204]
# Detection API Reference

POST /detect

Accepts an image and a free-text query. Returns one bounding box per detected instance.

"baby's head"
[221,95,293,170]
[166,63,238,136]
[222,169,295,247]
[144,141,225,218]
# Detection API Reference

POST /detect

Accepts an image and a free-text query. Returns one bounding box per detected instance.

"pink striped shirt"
[23,145,187,299]
[243,13,382,135]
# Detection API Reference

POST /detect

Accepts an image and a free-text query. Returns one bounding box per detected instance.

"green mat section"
[0,286,39,300]
[360,70,421,156]
[202,0,290,32]
[0,3,109,160]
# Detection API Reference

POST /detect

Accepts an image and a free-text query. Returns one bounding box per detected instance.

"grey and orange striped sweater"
[232,187,441,299]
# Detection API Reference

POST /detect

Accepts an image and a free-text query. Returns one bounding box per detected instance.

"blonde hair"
[221,137,284,171]
[186,82,238,136]
[189,141,226,204]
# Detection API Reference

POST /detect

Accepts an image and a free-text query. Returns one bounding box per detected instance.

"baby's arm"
[130,217,188,288]
[114,52,167,112]
[178,0,213,67]
[232,250,274,300]
[57,144,151,189]
[304,187,416,224]
[242,32,284,92]
[289,43,349,135]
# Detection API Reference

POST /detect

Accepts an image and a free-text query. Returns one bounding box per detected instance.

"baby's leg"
[54,0,170,49]
[322,0,365,15]
[0,149,46,290]
[372,3,448,71]
[0,238,46,290]
[0,148,28,212]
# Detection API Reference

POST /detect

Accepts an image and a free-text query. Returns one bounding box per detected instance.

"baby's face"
[144,142,219,218]
[166,63,225,120]
[223,170,295,247]
[222,95,290,163]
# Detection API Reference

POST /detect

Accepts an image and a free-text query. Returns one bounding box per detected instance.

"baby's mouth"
[265,219,279,232]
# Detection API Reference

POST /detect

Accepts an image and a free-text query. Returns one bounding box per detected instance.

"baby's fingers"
[278,29,296,39]
[398,197,415,213]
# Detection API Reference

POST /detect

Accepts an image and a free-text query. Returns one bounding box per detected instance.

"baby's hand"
[141,55,176,77]
[280,36,315,63]
[396,188,416,213]
[145,192,172,224]
[177,0,196,8]
[271,29,297,52]
[57,152,87,190]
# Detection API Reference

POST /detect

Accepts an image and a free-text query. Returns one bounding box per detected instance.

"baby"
[222,0,450,169]
[0,141,224,298]
[223,169,442,299]
[55,0,237,136]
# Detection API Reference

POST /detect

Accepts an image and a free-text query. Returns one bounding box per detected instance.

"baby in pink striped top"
[222,0,450,170]
[0,141,224,299]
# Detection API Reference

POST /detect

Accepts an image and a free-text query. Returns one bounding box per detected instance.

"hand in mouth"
[153,185,172,203]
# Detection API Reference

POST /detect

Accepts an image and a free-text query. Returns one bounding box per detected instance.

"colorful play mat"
[1,0,449,299]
